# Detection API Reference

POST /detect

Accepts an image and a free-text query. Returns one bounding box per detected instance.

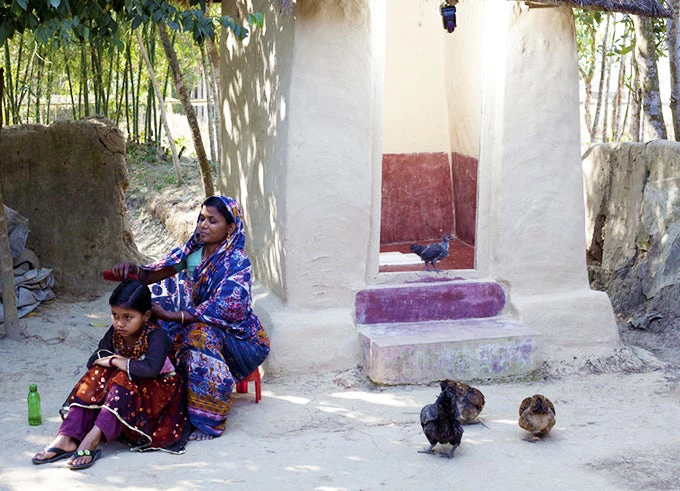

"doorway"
[378,0,480,273]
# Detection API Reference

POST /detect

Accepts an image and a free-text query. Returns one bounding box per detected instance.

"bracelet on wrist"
[180,311,185,324]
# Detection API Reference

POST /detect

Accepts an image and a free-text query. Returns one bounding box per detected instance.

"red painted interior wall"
[381,152,454,244]
[380,152,477,246]
[451,152,477,246]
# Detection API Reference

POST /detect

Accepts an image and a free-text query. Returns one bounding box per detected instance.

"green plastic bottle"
[27,384,42,426]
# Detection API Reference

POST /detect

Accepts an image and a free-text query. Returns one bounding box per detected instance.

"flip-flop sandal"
[32,447,75,465]
[67,449,102,470]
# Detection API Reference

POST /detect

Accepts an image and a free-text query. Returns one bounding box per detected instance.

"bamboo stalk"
[134,39,143,141]
[158,22,214,196]
[125,43,133,134]
[81,45,90,117]
[200,44,217,166]
[205,36,222,171]
[64,49,77,120]
[136,29,183,184]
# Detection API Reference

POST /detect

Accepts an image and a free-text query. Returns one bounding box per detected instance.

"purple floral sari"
[141,196,270,437]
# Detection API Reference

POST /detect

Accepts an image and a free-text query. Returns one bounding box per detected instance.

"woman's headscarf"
[145,195,245,267]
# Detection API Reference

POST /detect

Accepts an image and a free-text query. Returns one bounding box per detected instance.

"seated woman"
[32,279,187,470]
[113,195,270,440]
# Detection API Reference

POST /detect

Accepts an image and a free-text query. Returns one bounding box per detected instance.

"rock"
[630,312,663,331]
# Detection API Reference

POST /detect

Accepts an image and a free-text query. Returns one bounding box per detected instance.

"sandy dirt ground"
[1,292,679,490]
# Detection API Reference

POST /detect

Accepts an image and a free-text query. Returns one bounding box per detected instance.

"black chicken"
[518,394,556,440]
[440,379,486,424]
[418,384,464,458]
[410,234,454,271]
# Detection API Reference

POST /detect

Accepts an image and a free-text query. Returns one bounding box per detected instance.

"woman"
[113,196,270,440]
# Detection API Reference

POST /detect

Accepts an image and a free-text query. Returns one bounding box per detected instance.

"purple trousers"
[58,406,123,443]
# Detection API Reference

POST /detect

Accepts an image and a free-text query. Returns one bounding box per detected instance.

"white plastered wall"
[382,0,450,154]
[220,1,292,301]
[443,0,482,158]
[221,1,374,375]
[477,2,620,359]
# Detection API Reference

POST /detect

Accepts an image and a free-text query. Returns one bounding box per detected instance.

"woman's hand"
[152,303,195,325]
[151,303,169,321]
[111,261,140,280]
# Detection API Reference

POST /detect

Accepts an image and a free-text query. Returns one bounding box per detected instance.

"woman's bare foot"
[188,429,214,441]
[67,426,103,467]
[32,435,78,463]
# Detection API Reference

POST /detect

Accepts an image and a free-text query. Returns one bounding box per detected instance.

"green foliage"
[575,11,601,79]
[0,1,265,135]
[0,0,125,46]
[0,0,263,47]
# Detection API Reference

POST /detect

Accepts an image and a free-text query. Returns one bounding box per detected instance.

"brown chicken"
[418,384,464,458]
[440,379,485,424]
[518,394,556,439]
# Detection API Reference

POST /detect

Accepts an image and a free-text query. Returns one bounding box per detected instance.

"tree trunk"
[613,53,626,141]
[591,14,610,142]
[633,15,668,140]
[136,30,183,185]
[601,37,613,141]
[158,22,214,197]
[627,53,642,141]
[668,0,680,140]
[0,67,21,339]
[581,43,596,140]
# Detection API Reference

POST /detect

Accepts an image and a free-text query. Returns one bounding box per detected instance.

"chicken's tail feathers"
[410,244,425,256]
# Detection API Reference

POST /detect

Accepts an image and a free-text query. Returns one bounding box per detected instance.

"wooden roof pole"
[0,66,22,339]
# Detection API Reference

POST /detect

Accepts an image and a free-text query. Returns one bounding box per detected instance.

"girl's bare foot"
[32,435,78,463]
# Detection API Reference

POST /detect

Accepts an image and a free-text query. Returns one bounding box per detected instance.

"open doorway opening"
[378,0,480,273]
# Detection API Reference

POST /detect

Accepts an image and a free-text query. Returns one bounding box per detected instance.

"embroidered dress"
[61,323,188,453]
[142,196,270,437]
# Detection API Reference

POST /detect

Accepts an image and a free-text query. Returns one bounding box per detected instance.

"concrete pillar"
[223,2,375,375]
[477,2,620,359]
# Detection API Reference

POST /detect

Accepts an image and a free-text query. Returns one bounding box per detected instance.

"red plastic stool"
[236,369,261,403]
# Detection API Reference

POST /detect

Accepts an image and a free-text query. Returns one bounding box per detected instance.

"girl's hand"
[93,355,118,368]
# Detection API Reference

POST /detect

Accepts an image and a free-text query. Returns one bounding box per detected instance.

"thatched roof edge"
[524,0,673,17]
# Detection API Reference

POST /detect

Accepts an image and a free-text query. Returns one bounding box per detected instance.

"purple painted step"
[355,281,505,324]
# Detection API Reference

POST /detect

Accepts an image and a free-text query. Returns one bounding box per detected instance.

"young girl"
[31,279,188,470]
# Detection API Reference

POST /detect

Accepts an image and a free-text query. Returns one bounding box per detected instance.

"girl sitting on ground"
[31,279,188,470]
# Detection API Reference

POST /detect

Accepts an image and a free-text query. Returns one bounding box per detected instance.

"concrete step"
[357,317,542,385]
[355,280,505,325]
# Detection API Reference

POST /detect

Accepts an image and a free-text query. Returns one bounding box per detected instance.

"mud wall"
[0,118,141,295]
[583,141,680,309]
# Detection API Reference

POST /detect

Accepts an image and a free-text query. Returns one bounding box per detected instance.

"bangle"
[109,357,115,367]
[126,359,131,379]
[180,311,185,324]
